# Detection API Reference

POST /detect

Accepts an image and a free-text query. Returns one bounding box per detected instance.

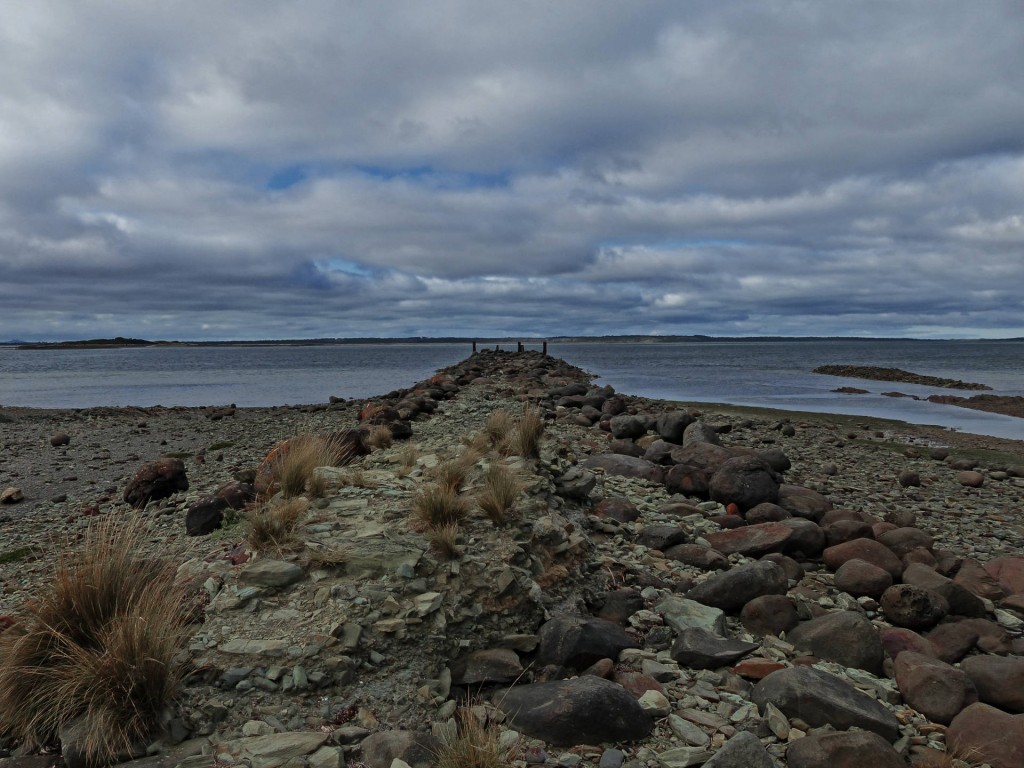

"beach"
[2,350,1024,767]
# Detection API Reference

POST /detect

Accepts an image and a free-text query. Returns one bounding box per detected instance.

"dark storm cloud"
[1,1,1022,340]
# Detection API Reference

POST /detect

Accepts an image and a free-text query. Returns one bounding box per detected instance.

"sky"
[2,1,1023,342]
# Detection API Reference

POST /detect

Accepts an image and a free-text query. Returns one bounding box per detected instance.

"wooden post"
[472,340,477,353]
[542,340,548,356]
[517,341,524,352]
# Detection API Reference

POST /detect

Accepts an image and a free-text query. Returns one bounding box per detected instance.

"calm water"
[0,340,1021,439]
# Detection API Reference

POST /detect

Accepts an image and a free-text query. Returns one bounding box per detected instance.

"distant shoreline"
[12,334,1024,350]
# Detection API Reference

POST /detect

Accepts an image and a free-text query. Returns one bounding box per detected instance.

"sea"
[0,339,1021,440]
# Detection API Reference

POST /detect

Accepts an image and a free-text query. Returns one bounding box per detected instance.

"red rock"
[705,522,793,556]
[880,584,948,630]
[956,557,1006,601]
[834,558,893,599]
[879,627,935,661]
[985,556,1024,597]
[947,703,1024,768]
[962,655,1024,713]
[894,651,977,725]
[787,730,905,768]
[732,658,786,680]
[823,538,903,579]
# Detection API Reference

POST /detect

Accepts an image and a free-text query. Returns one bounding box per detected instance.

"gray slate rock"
[686,560,788,613]
[786,730,905,768]
[669,628,758,670]
[238,559,305,589]
[752,666,900,742]
[536,615,640,670]
[497,676,654,746]
[787,611,884,675]
[359,730,441,768]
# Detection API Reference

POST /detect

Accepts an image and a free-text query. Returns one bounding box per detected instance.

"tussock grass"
[500,407,545,459]
[366,424,394,450]
[435,706,517,768]
[432,458,474,494]
[426,523,461,560]
[397,442,420,476]
[0,518,188,765]
[276,436,341,498]
[245,497,309,552]
[412,485,470,530]
[477,464,523,525]
[304,545,349,570]
[484,410,514,447]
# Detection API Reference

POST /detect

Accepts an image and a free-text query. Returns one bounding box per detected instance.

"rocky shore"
[2,350,1024,768]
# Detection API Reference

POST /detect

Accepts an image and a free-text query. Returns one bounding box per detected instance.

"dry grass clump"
[484,409,515,447]
[500,407,545,459]
[0,518,188,765]
[435,706,517,768]
[397,442,420,476]
[477,463,523,525]
[432,458,474,494]
[366,424,393,450]
[412,485,470,530]
[245,497,309,552]
[426,523,461,560]
[304,545,349,570]
[274,435,344,498]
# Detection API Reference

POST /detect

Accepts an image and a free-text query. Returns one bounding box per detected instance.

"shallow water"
[0,339,1021,440]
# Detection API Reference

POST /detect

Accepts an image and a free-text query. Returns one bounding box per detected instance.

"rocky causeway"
[2,350,1024,768]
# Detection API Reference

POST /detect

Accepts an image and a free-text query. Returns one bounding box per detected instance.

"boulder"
[582,455,664,483]
[705,522,792,557]
[663,543,729,571]
[778,517,826,558]
[655,595,727,636]
[359,731,441,768]
[683,421,722,446]
[703,731,776,768]
[635,524,687,552]
[708,456,779,511]
[894,651,977,725]
[663,464,710,496]
[954,557,1006,601]
[656,412,695,444]
[669,628,759,670]
[184,495,227,536]
[786,730,905,768]
[123,457,188,508]
[497,676,653,746]
[739,594,799,637]
[985,556,1024,597]
[880,584,948,630]
[536,616,639,670]
[787,611,884,675]
[877,527,934,557]
[744,502,791,524]
[776,484,831,522]
[668,442,732,472]
[823,538,903,579]
[962,655,1024,713]
[834,558,893,599]
[608,414,646,440]
[752,666,900,741]
[450,648,524,686]
[947,703,1024,768]
[686,560,788,613]
[902,563,987,617]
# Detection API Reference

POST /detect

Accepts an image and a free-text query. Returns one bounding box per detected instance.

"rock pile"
[2,349,1024,768]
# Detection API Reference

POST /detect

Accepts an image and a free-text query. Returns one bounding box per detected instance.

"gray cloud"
[1,1,1022,340]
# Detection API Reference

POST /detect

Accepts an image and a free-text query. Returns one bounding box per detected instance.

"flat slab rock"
[751,666,900,742]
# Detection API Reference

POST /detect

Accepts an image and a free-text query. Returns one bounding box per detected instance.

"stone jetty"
[2,350,1024,768]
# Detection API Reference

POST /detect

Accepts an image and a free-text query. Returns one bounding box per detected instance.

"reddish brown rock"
[732,658,785,680]
[823,538,903,579]
[962,655,1024,713]
[986,556,1024,597]
[925,622,980,664]
[708,456,780,511]
[663,543,729,571]
[834,558,893,599]
[787,611,884,675]
[705,522,793,556]
[740,594,800,637]
[894,651,977,724]
[592,497,640,523]
[955,557,1006,601]
[947,703,1024,768]
[744,502,791,523]
[879,627,935,661]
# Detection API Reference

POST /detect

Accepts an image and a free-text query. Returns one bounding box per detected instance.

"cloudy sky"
[2,1,1023,341]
